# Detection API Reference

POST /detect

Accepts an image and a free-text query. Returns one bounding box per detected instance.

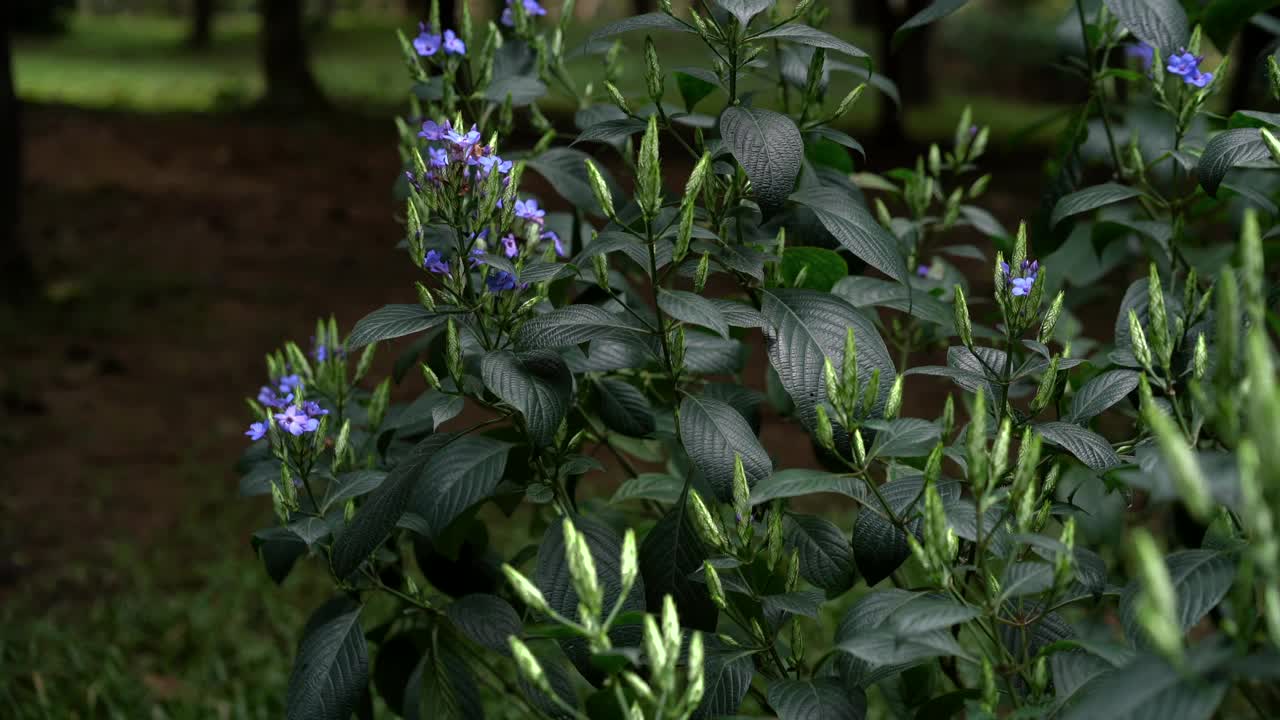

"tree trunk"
[864,0,935,142]
[259,0,326,110]
[186,0,215,50]
[632,0,653,16]
[1,18,34,304]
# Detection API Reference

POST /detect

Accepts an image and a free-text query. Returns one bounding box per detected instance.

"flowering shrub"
[236,1,1280,718]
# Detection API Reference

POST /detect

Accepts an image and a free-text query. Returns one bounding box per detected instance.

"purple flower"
[1126,41,1154,70]
[514,198,545,225]
[1002,258,1039,297]
[486,270,524,292]
[278,374,303,394]
[1187,69,1214,88]
[468,247,486,268]
[418,119,450,140]
[245,421,268,441]
[424,249,451,274]
[543,230,565,257]
[302,400,330,417]
[1166,49,1213,87]
[446,124,482,154]
[474,154,511,176]
[428,147,449,168]
[501,0,547,26]
[501,234,519,258]
[275,405,320,436]
[413,24,442,56]
[404,170,421,192]
[443,30,466,56]
[916,264,930,277]
[257,386,291,409]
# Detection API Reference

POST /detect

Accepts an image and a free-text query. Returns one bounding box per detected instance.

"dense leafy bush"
[237,1,1280,717]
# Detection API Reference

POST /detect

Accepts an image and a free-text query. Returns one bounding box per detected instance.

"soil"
[0,105,1050,603]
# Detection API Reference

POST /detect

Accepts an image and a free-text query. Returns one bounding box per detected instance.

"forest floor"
[0,104,1059,714]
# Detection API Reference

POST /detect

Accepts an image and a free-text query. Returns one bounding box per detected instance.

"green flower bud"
[644,36,664,104]
[790,619,805,664]
[620,528,638,599]
[732,454,751,528]
[1031,355,1060,415]
[941,394,955,437]
[509,637,552,694]
[1261,128,1280,166]
[669,325,686,376]
[1193,334,1208,380]
[823,358,841,414]
[980,657,998,711]
[842,326,858,393]
[1269,55,1280,101]
[420,363,440,391]
[638,115,663,219]
[954,105,974,158]
[942,187,963,229]
[852,428,867,465]
[971,126,990,159]
[622,671,655,704]
[584,159,616,219]
[1012,427,1042,501]
[786,548,800,591]
[685,631,705,707]
[1128,309,1153,370]
[928,144,942,177]
[833,83,865,120]
[766,503,784,569]
[592,252,611,292]
[1130,529,1183,662]
[704,561,727,610]
[1145,397,1212,521]
[643,615,667,678]
[689,490,728,550]
[1242,209,1264,326]
[954,285,974,348]
[604,80,630,115]
[966,387,989,488]
[860,368,881,417]
[991,417,1013,480]
[1147,264,1171,368]
[694,252,711,294]
[885,375,904,420]
[968,173,991,199]
[368,378,391,429]
[1031,656,1049,696]
[271,483,289,524]
[874,197,893,229]
[1039,291,1064,344]
[404,573,420,599]
[815,404,835,449]
[675,199,696,263]
[924,443,944,485]
[502,564,551,615]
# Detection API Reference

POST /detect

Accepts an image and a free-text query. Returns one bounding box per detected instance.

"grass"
[13,11,1071,143]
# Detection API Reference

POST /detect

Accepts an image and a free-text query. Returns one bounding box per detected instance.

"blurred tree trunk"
[1231,14,1277,111]
[863,0,935,142]
[1,18,34,304]
[259,0,326,109]
[632,0,653,15]
[186,0,215,50]
[405,0,457,24]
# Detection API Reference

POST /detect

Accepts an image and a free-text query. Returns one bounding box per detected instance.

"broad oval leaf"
[610,473,685,505]
[516,304,647,349]
[1035,421,1122,471]
[790,187,907,283]
[750,469,865,506]
[571,118,648,148]
[641,495,719,632]
[1050,183,1144,228]
[587,12,695,44]
[659,289,731,339]
[781,246,848,292]
[527,147,620,217]
[867,418,940,459]
[446,594,522,656]
[894,0,969,48]
[408,435,512,538]
[784,513,858,594]
[595,377,656,438]
[716,0,775,26]
[1103,0,1189,55]
[768,678,867,720]
[1060,645,1232,720]
[481,350,573,447]
[348,304,451,348]
[286,598,369,720]
[1198,128,1273,197]
[751,24,870,60]
[760,288,895,437]
[721,106,803,208]
[1067,369,1139,422]
[852,476,960,586]
[680,394,772,501]
[331,433,455,579]
[693,647,757,719]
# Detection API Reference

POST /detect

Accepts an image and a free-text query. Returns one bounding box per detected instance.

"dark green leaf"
[484,75,547,106]
[781,246,848,292]
[408,435,512,539]
[331,434,454,579]
[784,514,858,593]
[516,305,647,349]
[852,476,960,586]
[252,526,309,585]
[721,106,804,208]
[867,418,940,459]
[680,394,773,502]
[750,469,866,505]
[894,0,969,49]
[692,648,757,719]
[768,678,867,720]
[595,377,656,438]
[446,594,522,655]
[1060,645,1231,720]
[790,187,907,282]
[1035,422,1121,471]
[831,276,954,330]
[481,350,572,447]
[761,590,827,619]
[1103,0,1188,54]
[610,473,685,505]
[836,589,971,667]
[384,390,464,433]
[527,148,621,217]
[641,494,720,633]
[751,24,870,60]
[1120,549,1234,644]
[716,0,775,26]
[676,71,718,112]
[349,305,450,348]
[760,288,895,438]
[586,12,695,44]
[1067,369,1139,422]
[1000,562,1055,600]
[1050,183,1144,228]
[286,598,368,720]
[571,118,648,148]
[659,289,731,339]
[1199,128,1273,197]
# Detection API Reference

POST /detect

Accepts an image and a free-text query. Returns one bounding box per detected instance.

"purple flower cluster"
[501,0,547,27]
[1167,48,1213,88]
[410,119,513,188]
[248,374,330,440]
[311,338,345,362]
[1002,259,1039,297]
[1126,41,1154,70]
[413,22,466,57]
